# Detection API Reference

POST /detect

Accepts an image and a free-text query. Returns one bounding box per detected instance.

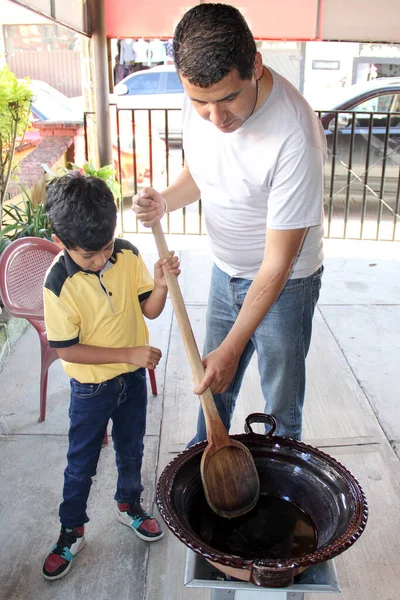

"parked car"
[29,79,81,122]
[319,78,400,167]
[317,78,400,206]
[25,80,166,197]
[113,65,184,142]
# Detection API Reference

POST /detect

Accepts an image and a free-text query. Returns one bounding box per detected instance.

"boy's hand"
[127,346,162,369]
[154,251,181,287]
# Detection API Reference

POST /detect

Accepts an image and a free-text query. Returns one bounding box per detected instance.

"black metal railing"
[84,107,400,241]
[316,109,400,241]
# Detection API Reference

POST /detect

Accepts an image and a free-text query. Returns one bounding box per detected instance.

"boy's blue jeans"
[59,368,147,528]
[188,264,323,445]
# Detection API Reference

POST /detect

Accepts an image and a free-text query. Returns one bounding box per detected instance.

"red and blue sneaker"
[42,525,85,580]
[117,502,164,542]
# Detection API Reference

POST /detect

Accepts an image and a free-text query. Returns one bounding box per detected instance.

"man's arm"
[56,344,162,370]
[194,227,308,395]
[132,163,200,226]
[162,163,201,210]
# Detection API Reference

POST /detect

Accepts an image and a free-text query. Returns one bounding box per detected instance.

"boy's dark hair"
[173,3,257,87]
[45,173,117,251]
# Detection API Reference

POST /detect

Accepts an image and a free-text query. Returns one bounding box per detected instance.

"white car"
[113,65,184,143]
[29,79,83,121]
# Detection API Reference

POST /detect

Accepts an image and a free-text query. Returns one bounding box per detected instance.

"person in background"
[42,173,180,580]
[132,3,326,444]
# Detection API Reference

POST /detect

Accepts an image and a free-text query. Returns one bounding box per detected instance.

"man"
[132,3,326,442]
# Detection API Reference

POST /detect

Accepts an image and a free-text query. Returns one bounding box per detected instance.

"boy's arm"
[57,343,161,370]
[140,284,168,320]
[140,252,180,319]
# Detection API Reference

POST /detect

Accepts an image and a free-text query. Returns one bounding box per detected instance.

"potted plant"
[0,184,52,248]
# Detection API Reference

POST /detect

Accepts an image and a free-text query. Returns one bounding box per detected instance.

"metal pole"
[90,0,113,167]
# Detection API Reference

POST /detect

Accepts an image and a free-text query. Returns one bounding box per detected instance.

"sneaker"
[42,525,85,580]
[117,502,164,542]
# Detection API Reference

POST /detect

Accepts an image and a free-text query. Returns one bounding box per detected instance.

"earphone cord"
[247,71,264,121]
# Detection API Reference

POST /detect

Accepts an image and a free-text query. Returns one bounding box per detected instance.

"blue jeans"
[189,264,323,445]
[59,369,148,528]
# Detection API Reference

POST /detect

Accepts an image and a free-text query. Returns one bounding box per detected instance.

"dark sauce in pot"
[189,493,318,560]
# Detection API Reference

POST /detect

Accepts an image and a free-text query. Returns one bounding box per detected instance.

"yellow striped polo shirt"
[43,238,154,383]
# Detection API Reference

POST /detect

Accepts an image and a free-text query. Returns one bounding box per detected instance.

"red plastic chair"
[0,237,158,432]
[0,237,60,423]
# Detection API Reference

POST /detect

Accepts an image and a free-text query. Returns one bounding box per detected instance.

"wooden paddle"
[152,222,260,519]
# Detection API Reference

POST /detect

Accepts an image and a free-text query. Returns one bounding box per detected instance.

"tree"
[0,66,33,223]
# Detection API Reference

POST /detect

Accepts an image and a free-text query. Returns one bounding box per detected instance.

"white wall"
[303,41,360,109]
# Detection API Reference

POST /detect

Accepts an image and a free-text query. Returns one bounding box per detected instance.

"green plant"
[0,185,52,244]
[0,67,33,219]
[73,162,122,203]
[43,161,122,204]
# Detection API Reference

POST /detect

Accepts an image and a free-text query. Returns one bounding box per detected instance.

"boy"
[42,173,180,580]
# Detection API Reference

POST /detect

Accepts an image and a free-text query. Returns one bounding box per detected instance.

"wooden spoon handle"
[152,222,229,444]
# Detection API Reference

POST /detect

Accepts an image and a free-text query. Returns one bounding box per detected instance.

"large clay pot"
[156,414,368,588]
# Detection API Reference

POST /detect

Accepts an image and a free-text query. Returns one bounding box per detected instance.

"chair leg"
[39,339,59,423]
[39,339,50,423]
[39,368,48,423]
[102,430,109,447]
[148,368,158,396]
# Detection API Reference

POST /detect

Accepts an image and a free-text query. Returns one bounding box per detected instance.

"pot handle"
[244,413,277,437]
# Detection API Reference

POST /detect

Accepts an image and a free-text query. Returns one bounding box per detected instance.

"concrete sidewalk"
[0,236,399,600]
[319,238,400,456]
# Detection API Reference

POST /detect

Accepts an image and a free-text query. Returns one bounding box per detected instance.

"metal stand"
[184,550,340,600]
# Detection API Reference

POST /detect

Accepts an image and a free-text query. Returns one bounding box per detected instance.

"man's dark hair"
[45,173,117,251]
[173,3,257,87]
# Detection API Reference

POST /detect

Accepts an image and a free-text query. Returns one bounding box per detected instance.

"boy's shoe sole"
[117,510,164,542]
[42,538,85,581]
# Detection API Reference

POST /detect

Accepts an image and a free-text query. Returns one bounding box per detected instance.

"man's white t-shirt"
[182,68,327,279]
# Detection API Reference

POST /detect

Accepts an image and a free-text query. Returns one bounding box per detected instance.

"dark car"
[319,78,400,165]
[316,78,400,230]
[319,77,400,167]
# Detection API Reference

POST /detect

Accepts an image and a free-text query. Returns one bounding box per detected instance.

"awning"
[104,0,321,40]
[105,0,197,40]
[9,0,400,44]
[104,0,400,43]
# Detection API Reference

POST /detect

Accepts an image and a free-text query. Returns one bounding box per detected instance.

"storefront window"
[4,24,80,53]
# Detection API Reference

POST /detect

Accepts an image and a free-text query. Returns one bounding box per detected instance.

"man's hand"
[154,251,181,287]
[127,346,162,369]
[194,346,241,395]
[132,187,166,227]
